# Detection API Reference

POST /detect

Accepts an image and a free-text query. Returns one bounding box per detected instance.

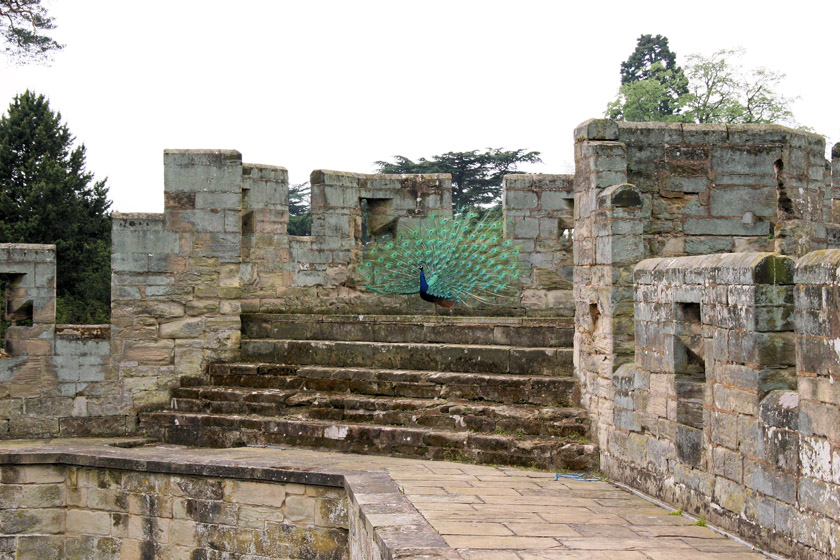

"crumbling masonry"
[1,121,839,559]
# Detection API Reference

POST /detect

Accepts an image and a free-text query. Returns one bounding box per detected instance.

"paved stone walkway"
[0,439,771,559]
[310,450,769,560]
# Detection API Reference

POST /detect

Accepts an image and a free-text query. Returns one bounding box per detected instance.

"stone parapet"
[503,173,574,316]
[597,250,840,560]
[0,440,452,560]
[0,245,123,439]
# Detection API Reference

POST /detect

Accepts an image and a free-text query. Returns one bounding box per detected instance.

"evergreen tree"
[375,148,541,212]
[1,0,62,62]
[0,91,111,323]
[608,40,798,127]
[611,34,688,119]
[287,182,312,236]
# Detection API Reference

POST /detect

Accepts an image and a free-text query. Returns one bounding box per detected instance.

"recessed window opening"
[1,273,33,356]
[360,198,396,245]
[674,301,705,467]
[588,303,600,334]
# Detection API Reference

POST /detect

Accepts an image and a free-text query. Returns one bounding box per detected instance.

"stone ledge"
[634,252,796,285]
[0,438,455,560]
[55,324,110,339]
[795,249,840,284]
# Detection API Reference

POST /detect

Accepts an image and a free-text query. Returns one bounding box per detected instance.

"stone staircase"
[141,314,597,471]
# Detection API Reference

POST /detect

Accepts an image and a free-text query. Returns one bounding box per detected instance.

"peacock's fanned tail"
[361,213,523,306]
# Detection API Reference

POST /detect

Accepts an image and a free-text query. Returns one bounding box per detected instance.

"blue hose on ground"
[554,472,600,481]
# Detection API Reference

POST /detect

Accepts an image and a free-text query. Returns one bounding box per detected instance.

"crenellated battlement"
[2,120,840,559]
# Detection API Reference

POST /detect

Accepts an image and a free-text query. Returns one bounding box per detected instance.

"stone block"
[684,237,733,255]
[225,480,285,508]
[712,145,782,175]
[798,478,840,521]
[1,465,65,484]
[164,150,242,194]
[121,340,174,364]
[316,496,348,528]
[168,518,198,546]
[506,190,538,210]
[713,445,743,483]
[0,508,64,534]
[613,408,641,432]
[744,489,776,529]
[541,190,573,211]
[127,514,169,543]
[714,475,745,514]
[684,218,770,236]
[16,536,64,560]
[65,536,121,559]
[284,495,315,524]
[172,477,224,501]
[800,399,840,441]
[710,411,739,449]
[575,119,619,141]
[800,435,832,482]
[710,186,777,218]
[513,217,539,239]
[128,493,173,518]
[676,425,703,467]
[159,318,205,339]
[174,498,237,525]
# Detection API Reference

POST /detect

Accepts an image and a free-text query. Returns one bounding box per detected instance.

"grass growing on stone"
[561,432,592,442]
[668,509,682,516]
[693,518,707,527]
[494,427,527,437]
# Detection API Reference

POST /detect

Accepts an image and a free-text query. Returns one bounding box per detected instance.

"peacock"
[361,212,523,311]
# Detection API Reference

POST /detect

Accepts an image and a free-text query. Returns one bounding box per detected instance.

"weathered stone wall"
[108,153,461,417]
[111,151,245,413]
[832,143,840,225]
[792,249,840,559]
[599,251,840,560]
[255,170,453,315]
[240,163,292,313]
[572,119,836,452]
[0,245,124,438]
[0,463,348,559]
[503,174,575,317]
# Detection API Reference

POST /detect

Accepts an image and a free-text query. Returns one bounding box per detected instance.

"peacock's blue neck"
[419,268,429,294]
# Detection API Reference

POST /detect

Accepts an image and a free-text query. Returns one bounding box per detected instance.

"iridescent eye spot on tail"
[362,212,524,305]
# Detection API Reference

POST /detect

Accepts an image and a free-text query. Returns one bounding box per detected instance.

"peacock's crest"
[361,212,524,307]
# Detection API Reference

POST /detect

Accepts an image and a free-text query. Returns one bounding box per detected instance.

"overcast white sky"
[1,0,838,212]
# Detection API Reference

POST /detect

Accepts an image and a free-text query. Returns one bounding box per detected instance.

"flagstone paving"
[0,439,773,559]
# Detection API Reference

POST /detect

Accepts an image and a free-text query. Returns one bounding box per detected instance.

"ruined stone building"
[0,120,839,559]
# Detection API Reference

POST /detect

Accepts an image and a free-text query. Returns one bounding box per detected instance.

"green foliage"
[608,41,797,126]
[607,63,688,122]
[681,49,795,124]
[621,34,680,83]
[375,148,541,212]
[287,182,312,236]
[1,0,62,62]
[617,34,688,117]
[0,91,111,324]
[693,517,707,527]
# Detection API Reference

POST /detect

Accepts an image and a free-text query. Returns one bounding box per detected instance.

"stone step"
[242,314,575,348]
[242,339,573,376]
[140,412,597,471]
[170,387,588,438]
[206,364,579,407]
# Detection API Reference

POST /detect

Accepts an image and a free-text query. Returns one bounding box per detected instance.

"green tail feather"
[362,213,525,306]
